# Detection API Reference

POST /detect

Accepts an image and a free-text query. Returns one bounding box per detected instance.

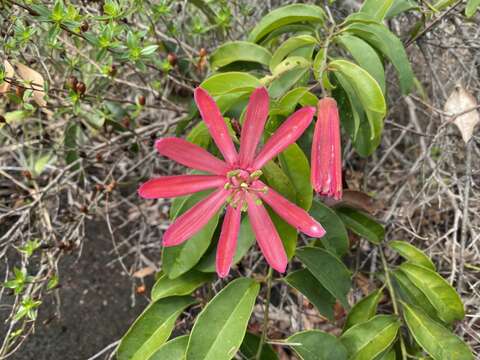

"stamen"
[249,170,263,179]
[227,169,241,178]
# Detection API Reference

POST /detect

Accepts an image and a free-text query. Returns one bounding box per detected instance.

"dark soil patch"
[10,221,149,360]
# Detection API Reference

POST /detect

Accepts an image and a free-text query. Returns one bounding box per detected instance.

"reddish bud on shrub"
[137,95,146,106]
[80,21,89,32]
[66,75,78,90]
[108,65,117,77]
[15,86,25,98]
[75,81,86,95]
[136,285,146,294]
[199,48,207,57]
[167,53,177,66]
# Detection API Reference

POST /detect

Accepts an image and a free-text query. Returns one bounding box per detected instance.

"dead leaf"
[132,266,155,278]
[14,62,47,107]
[0,60,15,94]
[444,85,479,143]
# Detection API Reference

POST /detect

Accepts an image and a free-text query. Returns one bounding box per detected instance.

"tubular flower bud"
[311,98,342,200]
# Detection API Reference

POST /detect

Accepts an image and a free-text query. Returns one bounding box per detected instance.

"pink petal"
[216,205,242,278]
[138,175,226,199]
[246,193,287,273]
[238,87,270,168]
[252,106,316,169]
[194,87,238,165]
[156,137,230,175]
[311,98,343,200]
[163,188,230,246]
[255,180,326,238]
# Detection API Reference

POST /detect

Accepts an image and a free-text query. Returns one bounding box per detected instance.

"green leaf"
[279,143,312,210]
[271,87,317,116]
[151,270,214,301]
[186,122,211,149]
[163,191,221,279]
[210,41,272,70]
[117,296,196,360]
[336,207,384,244]
[288,330,348,360]
[333,74,362,144]
[148,335,189,360]
[262,160,296,202]
[466,0,480,17]
[344,289,383,330]
[196,216,255,272]
[310,200,349,257]
[340,315,400,360]
[385,0,418,18]
[296,247,351,309]
[360,0,394,21]
[284,269,335,320]
[313,48,326,81]
[248,4,325,43]
[270,35,318,72]
[335,35,385,94]
[402,303,473,360]
[239,332,278,360]
[186,278,260,360]
[391,270,439,321]
[200,72,261,96]
[344,22,414,94]
[329,59,385,145]
[389,241,435,270]
[269,209,297,259]
[399,263,464,324]
[269,66,309,99]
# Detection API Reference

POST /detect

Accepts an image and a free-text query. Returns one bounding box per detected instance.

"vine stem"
[256,267,273,360]
[379,246,408,360]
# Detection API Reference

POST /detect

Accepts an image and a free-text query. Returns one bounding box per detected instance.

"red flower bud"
[311,97,342,200]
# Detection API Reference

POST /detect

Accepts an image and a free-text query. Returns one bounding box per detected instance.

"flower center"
[224,168,266,209]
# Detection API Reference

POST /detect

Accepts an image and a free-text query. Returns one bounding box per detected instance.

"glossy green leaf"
[186,122,211,149]
[336,35,385,93]
[210,41,272,70]
[279,143,312,210]
[248,4,325,43]
[186,278,260,360]
[377,348,397,360]
[340,315,400,360]
[329,59,385,144]
[269,209,297,259]
[344,289,383,330]
[385,0,418,18]
[360,0,394,21]
[391,270,439,321]
[151,270,214,301]
[333,73,362,144]
[310,200,349,257]
[163,191,222,279]
[148,335,189,360]
[345,22,414,94]
[239,332,278,360]
[263,160,296,202]
[196,216,255,272]
[296,247,351,308]
[466,0,480,17]
[402,303,473,360]
[200,72,261,96]
[284,269,335,320]
[269,66,309,99]
[399,263,464,324]
[270,35,318,72]
[336,207,384,244]
[117,297,195,360]
[271,87,318,116]
[288,330,348,360]
[389,241,435,270]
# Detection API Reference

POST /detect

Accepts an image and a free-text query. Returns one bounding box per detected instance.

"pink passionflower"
[311,97,343,200]
[139,87,326,277]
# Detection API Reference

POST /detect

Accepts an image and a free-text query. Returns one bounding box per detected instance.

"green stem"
[256,268,273,360]
[379,246,408,360]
